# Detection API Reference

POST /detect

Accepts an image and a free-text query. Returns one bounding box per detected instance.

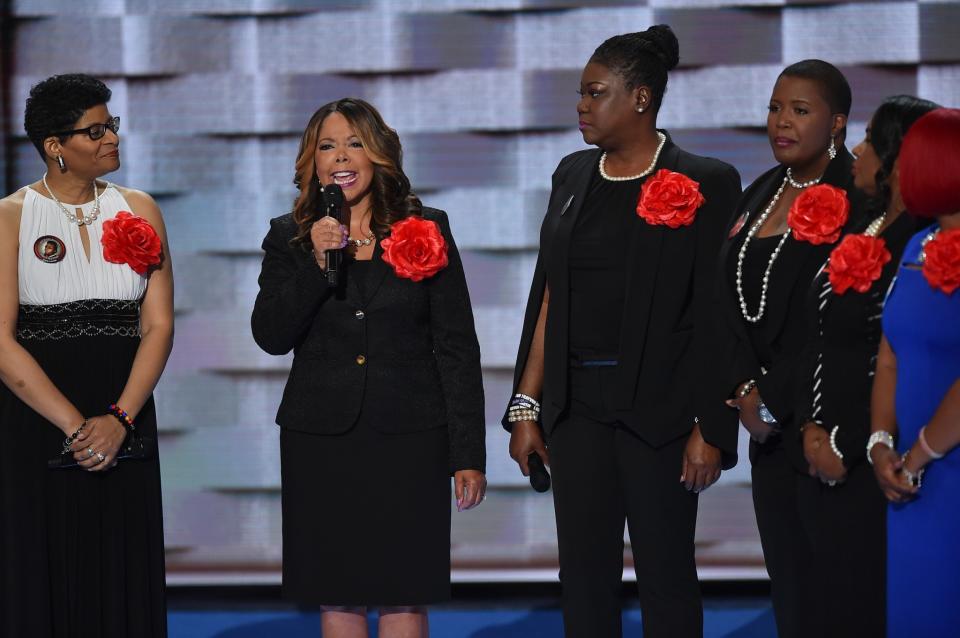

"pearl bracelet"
[507,409,540,423]
[866,430,895,466]
[829,425,844,462]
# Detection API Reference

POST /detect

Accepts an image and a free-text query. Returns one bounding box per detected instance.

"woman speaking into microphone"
[251,98,486,638]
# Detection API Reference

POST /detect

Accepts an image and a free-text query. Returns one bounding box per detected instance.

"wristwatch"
[757,400,778,425]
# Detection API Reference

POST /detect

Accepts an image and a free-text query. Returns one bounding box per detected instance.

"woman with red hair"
[869,108,960,637]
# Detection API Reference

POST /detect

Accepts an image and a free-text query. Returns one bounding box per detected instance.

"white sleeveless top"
[18,184,149,306]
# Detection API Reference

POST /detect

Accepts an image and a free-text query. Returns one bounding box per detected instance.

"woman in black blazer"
[792,95,938,638]
[251,98,486,638]
[710,60,867,638]
[505,26,741,638]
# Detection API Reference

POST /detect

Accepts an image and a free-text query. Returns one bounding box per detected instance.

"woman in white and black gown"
[0,74,172,637]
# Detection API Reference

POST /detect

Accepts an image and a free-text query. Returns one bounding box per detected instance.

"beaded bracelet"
[900,452,924,488]
[62,419,89,453]
[866,430,895,466]
[108,403,136,432]
[828,425,844,462]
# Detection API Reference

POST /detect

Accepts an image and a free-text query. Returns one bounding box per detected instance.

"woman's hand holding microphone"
[310,217,348,270]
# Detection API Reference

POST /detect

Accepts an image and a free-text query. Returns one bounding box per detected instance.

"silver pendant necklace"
[42,173,101,226]
[599,131,667,182]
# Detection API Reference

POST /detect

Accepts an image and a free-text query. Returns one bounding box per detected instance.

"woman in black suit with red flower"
[706,60,869,638]
[504,26,741,638]
[251,98,486,638]
[792,95,937,638]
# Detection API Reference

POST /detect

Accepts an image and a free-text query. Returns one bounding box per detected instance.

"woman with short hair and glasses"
[0,73,172,637]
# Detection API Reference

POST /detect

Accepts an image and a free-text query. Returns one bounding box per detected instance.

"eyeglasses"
[52,116,120,141]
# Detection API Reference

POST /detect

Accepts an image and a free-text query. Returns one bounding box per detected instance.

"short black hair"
[23,73,112,159]
[590,24,680,113]
[779,59,851,118]
[866,94,939,212]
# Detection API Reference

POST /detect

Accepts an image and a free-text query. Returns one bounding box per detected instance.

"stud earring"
[57,155,66,172]
[636,106,645,113]
[827,137,837,160]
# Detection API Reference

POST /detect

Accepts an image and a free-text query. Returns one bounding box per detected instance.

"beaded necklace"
[735,169,824,323]
[598,132,667,182]
[42,173,101,226]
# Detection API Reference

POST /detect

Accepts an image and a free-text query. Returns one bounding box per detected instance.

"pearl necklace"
[598,131,666,182]
[735,176,791,323]
[42,173,101,226]
[348,231,375,248]
[785,167,822,189]
[918,228,940,264]
[864,211,887,238]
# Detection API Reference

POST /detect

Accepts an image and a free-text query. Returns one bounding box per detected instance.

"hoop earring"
[827,137,837,160]
[57,155,66,172]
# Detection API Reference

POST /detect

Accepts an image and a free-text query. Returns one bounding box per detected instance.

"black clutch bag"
[48,432,155,469]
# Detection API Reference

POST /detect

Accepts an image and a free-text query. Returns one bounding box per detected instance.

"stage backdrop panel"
[3,0,957,583]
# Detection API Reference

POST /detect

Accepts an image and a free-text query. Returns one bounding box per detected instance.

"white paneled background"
[2,0,957,583]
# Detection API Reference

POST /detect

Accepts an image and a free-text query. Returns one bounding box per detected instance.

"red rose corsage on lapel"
[636,169,706,228]
[787,184,849,245]
[101,211,162,275]
[826,234,892,294]
[381,216,448,282]
[921,228,960,295]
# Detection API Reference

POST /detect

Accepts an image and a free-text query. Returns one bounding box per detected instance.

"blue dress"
[882,226,960,638]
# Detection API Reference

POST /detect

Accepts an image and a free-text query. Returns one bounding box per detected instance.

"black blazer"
[793,211,929,468]
[704,149,869,466]
[503,136,742,468]
[251,208,486,473]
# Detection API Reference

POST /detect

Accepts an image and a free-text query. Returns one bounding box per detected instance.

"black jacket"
[251,208,486,473]
[704,149,868,467]
[503,137,742,468]
[794,211,929,468]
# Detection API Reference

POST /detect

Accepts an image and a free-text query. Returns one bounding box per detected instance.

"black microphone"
[528,452,551,493]
[321,184,345,286]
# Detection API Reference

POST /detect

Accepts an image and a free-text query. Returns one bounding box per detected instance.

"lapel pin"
[559,194,575,216]
[33,235,66,263]
[728,210,750,239]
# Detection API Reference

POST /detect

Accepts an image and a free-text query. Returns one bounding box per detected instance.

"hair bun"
[642,24,680,71]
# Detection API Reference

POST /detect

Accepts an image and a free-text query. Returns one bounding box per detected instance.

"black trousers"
[751,439,886,638]
[546,365,702,638]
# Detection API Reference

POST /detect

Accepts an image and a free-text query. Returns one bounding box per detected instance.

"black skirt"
[280,414,451,607]
[0,300,167,638]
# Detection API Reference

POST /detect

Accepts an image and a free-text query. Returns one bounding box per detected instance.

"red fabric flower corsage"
[788,184,850,245]
[635,169,706,229]
[100,211,162,275]
[381,216,448,282]
[923,228,960,295]
[826,234,892,295]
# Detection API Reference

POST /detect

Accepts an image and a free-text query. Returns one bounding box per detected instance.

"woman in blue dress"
[869,107,960,637]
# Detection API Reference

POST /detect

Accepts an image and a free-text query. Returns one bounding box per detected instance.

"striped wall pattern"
[3,0,958,579]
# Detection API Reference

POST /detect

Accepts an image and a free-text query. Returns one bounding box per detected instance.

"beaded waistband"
[17,299,141,341]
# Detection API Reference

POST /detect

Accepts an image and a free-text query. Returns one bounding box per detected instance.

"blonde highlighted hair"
[291,98,422,249]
